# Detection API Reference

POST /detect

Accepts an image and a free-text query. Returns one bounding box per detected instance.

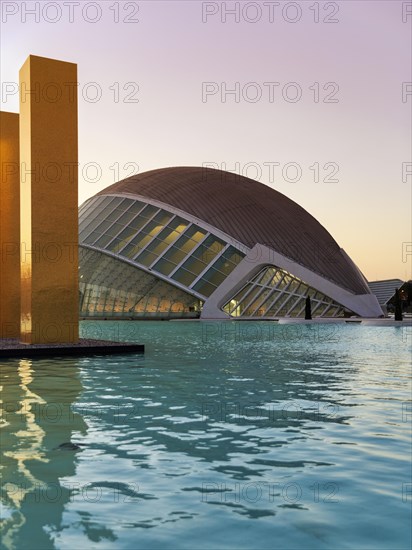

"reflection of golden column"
[0,112,20,338]
[0,358,88,549]
[19,55,79,344]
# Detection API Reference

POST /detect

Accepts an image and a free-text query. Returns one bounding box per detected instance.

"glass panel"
[105,207,127,223]
[250,287,275,315]
[224,297,244,317]
[140,222,163,241]
[229,285,249,306]
[79,197,103,222]
[272,293,296,316]
[183,225,207,243]
[113,290,127,314]
[222,247,245,266]
[192,279,218,297]
[193,268,226,294]
[284,295,302,315]
[138,237,167,257]
[126,200,146,215]
[79,197,122,238]
[94,233,115,249]
[106,236,131,255]
[243,290,271,316]
[264,290,285,317]
[170,218,189,235]
[152,258,177,277]
[221,264,344,319]
[135,250,158,267]
[79,209,107,236]
[161,244,192,266]
[79,196,110,228]
[243,286,276,316]
[279,275,292,289]
[260,267,277,286]
[192,236,225,265]
[78,201,89,216]
[82,230,101,245]
[163,244,193,264]
[79,247,204,318]
[151,210,174,227]
[222,269,269,315]
[172,267,198,287]
[103,291,115,315]
[137,204,159,221]
[106,222,124,238]
[321,304,333,316]
[293,283,306,296]
[288,297,306,317]
[103,196,123,209]
[117,198,135,211]
[240,285,269,314]
[174,256,207,281]
[193,267,226,289]
[312,302,328,316]
[135,217,189,264]
[115,209,142,227]
[324,306,338,317]
[206,252,238,277]
[174,236,225,284]
[121,217,171,260]
[247,287,275,316]
[114,220,151,253]
[122,236,152,260]
[287,279,301,293]
[106,211,161,256]
[153,226,207,268]
[270,271,284,288]
[142,237,170,259]
[94,219,115,235]
[328,306,341,317]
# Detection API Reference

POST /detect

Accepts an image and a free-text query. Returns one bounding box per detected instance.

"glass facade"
[78,195,246,317]
[223,266,345,318]
[79,248,202,318]
[79,196,347,319]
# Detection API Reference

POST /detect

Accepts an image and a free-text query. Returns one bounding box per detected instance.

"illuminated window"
[223,266,345,318]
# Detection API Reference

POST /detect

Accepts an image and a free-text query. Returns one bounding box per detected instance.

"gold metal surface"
[0,112,20,338]
[19,55,79,344]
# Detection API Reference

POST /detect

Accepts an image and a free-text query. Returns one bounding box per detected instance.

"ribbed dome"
[96,166,369,294]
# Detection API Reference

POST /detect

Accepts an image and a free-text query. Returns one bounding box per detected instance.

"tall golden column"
[19,55,79,344]
[0,112,20,338]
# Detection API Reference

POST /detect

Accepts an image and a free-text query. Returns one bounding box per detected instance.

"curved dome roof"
[96,166,369,294]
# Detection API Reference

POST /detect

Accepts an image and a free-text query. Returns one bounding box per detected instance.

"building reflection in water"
[1,358,89,549]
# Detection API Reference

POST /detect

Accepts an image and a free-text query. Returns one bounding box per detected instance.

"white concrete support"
[201,244,383,319]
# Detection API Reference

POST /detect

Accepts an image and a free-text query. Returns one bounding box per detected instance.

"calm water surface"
[1,321,411,550]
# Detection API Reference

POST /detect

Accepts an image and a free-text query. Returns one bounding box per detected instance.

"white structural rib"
[201,244,383,319]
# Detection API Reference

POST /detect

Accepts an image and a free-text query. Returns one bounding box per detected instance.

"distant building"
[78,167,383,319]
[368,279,411,315]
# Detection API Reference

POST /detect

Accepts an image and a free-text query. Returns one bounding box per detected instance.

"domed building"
[78,167,382,319]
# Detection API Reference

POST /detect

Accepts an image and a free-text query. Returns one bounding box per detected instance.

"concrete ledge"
[0,339,144,359]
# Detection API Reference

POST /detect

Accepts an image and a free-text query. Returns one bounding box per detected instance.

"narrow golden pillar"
[19,55,79,344]
[0,112,20,338]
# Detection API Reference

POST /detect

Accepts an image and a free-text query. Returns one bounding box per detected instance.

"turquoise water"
[1,321,411,550]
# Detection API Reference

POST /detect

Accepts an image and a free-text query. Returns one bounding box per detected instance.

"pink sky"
[1,1,411,281]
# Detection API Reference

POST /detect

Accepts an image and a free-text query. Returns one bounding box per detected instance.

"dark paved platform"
[0,339,144,359]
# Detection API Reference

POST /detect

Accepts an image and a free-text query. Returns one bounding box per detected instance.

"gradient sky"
[1,0,411,281]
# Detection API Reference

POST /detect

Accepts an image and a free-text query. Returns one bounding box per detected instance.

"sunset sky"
[1,0,411,282]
